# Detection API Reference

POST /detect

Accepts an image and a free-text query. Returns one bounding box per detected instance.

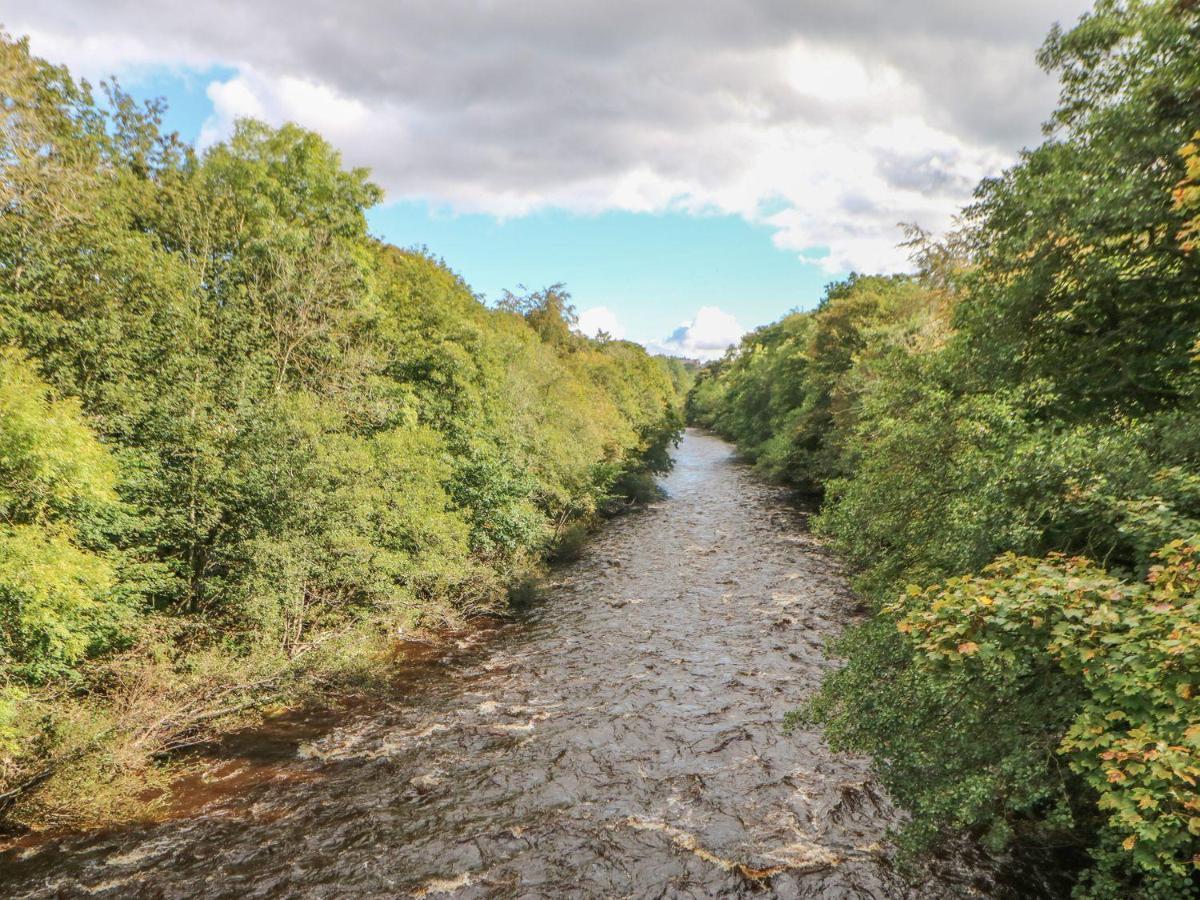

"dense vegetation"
[0,35,686,829]
[689,1,1200,896]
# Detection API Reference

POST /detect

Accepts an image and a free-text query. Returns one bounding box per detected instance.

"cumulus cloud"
[647,307,745,361]
[575,306,625,340]
[8,0,1093,271]
[198,69,371,149]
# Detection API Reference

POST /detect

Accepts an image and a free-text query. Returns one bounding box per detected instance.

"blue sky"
[142,65,237,143]
[13,0,1090,356]
[367,204,835,343]
[126,66,839,352]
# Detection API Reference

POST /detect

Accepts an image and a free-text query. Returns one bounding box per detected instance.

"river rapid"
[1,430,1021,898]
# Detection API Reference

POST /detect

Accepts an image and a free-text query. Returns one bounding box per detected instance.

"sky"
[6,0,1093,359]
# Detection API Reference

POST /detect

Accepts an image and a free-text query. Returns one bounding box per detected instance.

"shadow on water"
[0,430,1064,898]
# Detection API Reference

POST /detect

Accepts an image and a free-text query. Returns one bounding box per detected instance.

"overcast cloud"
[8,0,1092,273]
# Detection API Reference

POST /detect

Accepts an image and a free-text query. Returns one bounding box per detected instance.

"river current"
[1,430,1021,898]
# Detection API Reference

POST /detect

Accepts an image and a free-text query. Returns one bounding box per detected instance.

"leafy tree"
[958,0,1200,417]
[0,350,129,682]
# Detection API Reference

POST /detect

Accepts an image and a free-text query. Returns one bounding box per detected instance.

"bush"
[549,522,591,563]
[0,350,131,682]
[812,541,1199,897]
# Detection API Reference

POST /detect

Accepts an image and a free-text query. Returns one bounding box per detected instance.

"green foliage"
[690,1,1200,894]
[0,351,129,683]
[811,543,1200,896]
[957,0,1200,418]
[1178,133,1200,253]
[689,275,944,491]
[884,543,1198,895]
[0,32,686,827]
[0,349,118,529]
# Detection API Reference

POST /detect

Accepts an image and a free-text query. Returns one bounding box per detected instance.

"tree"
[0,350,129,682]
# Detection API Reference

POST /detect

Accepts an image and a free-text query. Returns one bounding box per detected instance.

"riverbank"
[0,471,668,843]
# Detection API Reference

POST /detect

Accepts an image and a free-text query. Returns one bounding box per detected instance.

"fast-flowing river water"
[2,430,1020,898]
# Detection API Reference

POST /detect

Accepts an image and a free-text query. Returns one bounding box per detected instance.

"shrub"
[809,540,1200,895]
[0,350,130,682]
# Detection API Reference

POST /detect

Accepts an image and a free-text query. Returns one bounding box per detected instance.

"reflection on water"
[0,430,1019,898]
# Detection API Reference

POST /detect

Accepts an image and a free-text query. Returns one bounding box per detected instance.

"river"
[1,430,1020,898]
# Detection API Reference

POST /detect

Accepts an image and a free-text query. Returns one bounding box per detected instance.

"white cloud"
[647,306,745,361]
[6,0,1094,273]
[575,306,625,340]
[198,75,264,147]
[199,68,371,149]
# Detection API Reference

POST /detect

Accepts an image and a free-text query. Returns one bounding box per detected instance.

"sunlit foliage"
[0,33,684,826]
[0,350,128,682]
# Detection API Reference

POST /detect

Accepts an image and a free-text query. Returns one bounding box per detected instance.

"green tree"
[0,350,129,682]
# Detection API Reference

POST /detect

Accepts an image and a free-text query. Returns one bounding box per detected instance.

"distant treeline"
[689,2,1199,896]
[0,35,688,827]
